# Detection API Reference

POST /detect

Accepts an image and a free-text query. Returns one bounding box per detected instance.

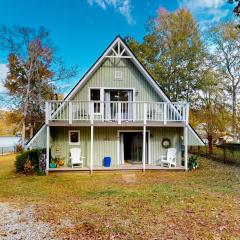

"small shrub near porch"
[15,149,45,175]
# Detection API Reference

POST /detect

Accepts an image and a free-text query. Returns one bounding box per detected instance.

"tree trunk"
[21,119,26,148]
[22,74,31,148]
[207,134,213,155]
[30,124,34,139]
[232,89,237,142]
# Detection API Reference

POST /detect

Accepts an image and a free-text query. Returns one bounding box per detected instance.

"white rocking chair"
[160,148,177,168]
[70,148,85,168]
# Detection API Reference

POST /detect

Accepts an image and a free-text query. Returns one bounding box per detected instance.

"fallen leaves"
[0,155,240,239]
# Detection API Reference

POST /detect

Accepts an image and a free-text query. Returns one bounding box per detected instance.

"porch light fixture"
[135,90,139,96]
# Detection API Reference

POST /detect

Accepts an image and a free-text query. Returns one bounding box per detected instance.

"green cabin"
[26,36,204,173]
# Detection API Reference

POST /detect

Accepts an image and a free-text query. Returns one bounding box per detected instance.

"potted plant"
[58,157,65,167]
[188,155,199,170]
[50,158,58,168]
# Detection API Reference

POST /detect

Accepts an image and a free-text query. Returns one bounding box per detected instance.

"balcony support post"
[90,124,94,174]
[184,125,188,171]
[46,125,50,175]
[142,124,146,172]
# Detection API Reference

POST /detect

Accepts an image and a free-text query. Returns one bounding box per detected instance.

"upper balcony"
[45,101,189,127]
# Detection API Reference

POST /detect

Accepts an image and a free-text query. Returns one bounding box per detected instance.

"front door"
[119,132,148,164]
[104,89,133,121]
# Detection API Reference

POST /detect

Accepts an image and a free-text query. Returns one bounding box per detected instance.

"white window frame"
[68,130,80,145]
[89,87,104,116]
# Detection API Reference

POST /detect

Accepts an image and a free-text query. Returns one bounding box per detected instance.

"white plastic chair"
[160,148,177,168]
[70,148,85,168]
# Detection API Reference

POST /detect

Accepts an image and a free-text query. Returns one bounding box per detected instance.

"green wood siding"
[29,126,47,149]
[50,126,183,167]
[188,127,204,146]
[150,127,182,166]
[50,126,90,167]
[72,58,162,102]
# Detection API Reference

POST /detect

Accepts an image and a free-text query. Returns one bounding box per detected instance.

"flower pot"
[59,160,64,166]
[50,163,57,168]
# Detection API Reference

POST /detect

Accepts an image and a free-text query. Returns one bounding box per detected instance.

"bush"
[188,155,199,170]
[15,151,29,173]
[24,159,34,175]
[15,148,45,174]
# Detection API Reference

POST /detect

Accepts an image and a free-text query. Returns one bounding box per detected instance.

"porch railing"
[45,101,189,125]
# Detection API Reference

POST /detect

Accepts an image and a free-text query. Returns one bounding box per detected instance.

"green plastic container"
[50,163,57,168]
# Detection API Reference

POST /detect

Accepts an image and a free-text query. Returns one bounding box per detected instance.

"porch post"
[90,124,94,174]
[142,125,146,172]
[184,125,188,171]
[46,125,50,175]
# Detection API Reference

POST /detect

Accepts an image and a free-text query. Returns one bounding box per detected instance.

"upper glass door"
[104,89,133,121]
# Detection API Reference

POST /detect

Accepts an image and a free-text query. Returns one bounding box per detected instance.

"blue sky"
[0,0,233,99]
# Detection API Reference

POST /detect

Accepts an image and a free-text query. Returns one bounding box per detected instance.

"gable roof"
[64,35,172,102]
[26,35,204,147]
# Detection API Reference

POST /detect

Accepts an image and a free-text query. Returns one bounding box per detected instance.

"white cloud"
[179,0,230,24]
[87,0,135,25]
[181,0,225,9]
[0,64,8,94]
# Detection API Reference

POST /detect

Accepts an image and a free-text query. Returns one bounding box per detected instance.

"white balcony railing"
[45,101,189,125]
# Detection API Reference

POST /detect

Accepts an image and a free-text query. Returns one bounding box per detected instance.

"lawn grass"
[0,154,239,239]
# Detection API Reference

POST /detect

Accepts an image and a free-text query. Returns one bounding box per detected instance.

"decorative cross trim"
[105,39,132,59]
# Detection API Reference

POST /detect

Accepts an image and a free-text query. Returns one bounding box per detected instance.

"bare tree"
[209,22,240,142]
[0,25,78,146]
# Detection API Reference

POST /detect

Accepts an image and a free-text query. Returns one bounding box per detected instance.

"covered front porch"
[48,165,185,172]
[45,125,189,173]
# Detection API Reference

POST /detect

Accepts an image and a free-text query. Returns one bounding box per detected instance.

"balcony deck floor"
[48,120,185,127]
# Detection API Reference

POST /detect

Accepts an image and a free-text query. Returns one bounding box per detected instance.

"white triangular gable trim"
[106,38,132,58]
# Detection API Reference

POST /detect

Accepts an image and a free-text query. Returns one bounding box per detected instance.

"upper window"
[90,89,101,113]
[115,71,123,80]
[69,130,80,145]
[90,89,100,101]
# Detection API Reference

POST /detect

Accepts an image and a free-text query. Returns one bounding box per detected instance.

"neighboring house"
[26,36,204,174]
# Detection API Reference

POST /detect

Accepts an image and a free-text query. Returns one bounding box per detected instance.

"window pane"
[70,132,79,143]
[94,102,100,113]
[91,89,100,101]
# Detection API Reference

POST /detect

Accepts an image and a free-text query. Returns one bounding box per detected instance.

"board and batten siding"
[72,58,162,102]
[50,126,183,167]
[28,125,47,149]
[150,127,182,166]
